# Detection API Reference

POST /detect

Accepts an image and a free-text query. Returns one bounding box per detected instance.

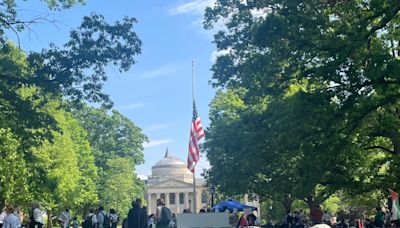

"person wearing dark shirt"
[127,199,146,228]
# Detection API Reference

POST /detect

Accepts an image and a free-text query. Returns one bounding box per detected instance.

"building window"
[169,193,176,205]
[160,193,165,201]
[179,193,185,204]
[201,190,207,204]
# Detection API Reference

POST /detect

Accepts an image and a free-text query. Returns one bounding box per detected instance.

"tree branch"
[365,145,395,154]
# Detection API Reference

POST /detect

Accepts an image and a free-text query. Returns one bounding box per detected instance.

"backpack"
[160,207,171,225]
[82,215,93,228]
[102,212,111,228]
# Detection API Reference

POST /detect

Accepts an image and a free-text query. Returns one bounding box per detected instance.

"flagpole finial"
[165,147,170,158]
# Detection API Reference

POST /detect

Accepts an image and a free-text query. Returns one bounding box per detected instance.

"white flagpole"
[191,60,197,214]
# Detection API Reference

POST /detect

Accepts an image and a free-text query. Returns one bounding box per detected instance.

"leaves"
[204,0,400,211]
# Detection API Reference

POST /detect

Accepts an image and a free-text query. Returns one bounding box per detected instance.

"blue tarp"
[212,199,257,212]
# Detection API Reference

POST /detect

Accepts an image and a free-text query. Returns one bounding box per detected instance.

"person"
[72,217,79,228]
[93,209,99,228]
[155,199,162,221]
[0,208,6,228]
[286,210,294,228]
[127,198,147,228]
[3,206,21,228]
[156,199,171,228]
[147,214,155,228]
[265,220,274,228]
[336,218,348,228]
[98,206,109,228]
[58,208,71,228]
[82,209,95,228]
[374,207,385,228]
[322,211,331,225]
[168,213,176,228]
[109,209,119,228]
[348,219,357,228]
[247,213,257,226]
[236,211,248,228]
[299,210,305,221]
[29,203,43,228]
[310,206,323,225]
[295,219,305,228]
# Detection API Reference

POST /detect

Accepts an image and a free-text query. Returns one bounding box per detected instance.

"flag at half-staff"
[187,100,205,173]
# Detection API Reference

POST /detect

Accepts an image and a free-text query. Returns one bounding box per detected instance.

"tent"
[212,199,257,212]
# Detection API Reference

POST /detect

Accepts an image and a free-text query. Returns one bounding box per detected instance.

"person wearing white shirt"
[58,208,71,228]
[0,209,7,228]
[3,206,21,228]
[30,203,43,228]
[109,209,119,228]
[92,210,98,228]
[97,206,107,228]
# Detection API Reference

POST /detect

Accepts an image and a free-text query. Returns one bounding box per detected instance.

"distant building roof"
[152,148,187,168]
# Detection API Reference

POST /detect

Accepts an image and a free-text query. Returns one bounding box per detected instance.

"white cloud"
[144,124,172,133]
[143,139,172,149]
[139,64,179,80]
[169,0,216,15]
[121,102,146,110]
[210,48,231,63]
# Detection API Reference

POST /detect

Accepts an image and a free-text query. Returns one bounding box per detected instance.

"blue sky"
[14,0,218,177]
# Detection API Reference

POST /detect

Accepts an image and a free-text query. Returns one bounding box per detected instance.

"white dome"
[150,149,192,178]
[153,156,186,168]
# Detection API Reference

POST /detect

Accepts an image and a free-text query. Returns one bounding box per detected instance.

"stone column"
[147,193,152,215]
[176,192,180,213]
[184,192,189,211]
[196,190,201,212]
[165,192,170,208]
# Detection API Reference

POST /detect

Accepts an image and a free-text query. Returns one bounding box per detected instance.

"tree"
[0,128,31,208]
[0,9,142,147]
[205,0,400,156]
[74,106,146,169]
[31,100,98,219]
[74,106,147,213]
[203,0,400,209]
[99,157,143,218]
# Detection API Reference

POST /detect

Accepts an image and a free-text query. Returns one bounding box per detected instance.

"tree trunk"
[281,195,294,213]
[47,210,53,228]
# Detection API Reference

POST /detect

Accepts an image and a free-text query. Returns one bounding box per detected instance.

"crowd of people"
[2,200,398,228]
[0,198,176,228]
[260,206,399,228]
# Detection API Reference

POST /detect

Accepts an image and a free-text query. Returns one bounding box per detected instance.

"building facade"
[146,149,208,215]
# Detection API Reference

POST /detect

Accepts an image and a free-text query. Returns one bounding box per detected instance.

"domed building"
[146,149,208,214]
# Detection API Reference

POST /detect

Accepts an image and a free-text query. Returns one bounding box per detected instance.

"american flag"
[187,101,205,173]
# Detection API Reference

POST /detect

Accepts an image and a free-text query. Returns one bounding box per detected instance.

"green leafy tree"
[74,106,147,213]
[0,128,31,208]
[99,157,143,218]
[0,10,142,147]
[204,0,400,211]
[31,100,98,218]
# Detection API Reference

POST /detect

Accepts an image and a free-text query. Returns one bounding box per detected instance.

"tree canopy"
[204,0,400,212]
[0,0,146,219]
